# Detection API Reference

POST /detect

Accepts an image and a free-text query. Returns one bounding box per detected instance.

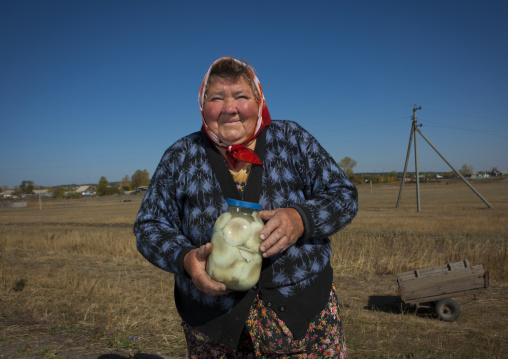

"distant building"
[136,186,149,193]
[0,189,15,197]
[74,185,96,196]
[474,172,490,179]
[490,170,508,177]
[31,189,52,197]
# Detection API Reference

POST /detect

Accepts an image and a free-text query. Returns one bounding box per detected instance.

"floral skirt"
[182,283,347,358]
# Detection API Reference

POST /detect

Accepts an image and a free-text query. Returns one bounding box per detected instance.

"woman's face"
[203,76,258,146]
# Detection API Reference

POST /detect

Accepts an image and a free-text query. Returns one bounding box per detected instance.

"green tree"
[52,186,66,199]
[348,174,364,185]
[132,170,150,188]
[385,170,397,183]
[337,157,357,178]
[96,176,121,196]
[459,164,474,176]
[121,175,131,191]
[19,180,35,194]
[96,176,109,196]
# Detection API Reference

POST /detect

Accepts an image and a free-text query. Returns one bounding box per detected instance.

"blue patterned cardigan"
[134,120,358,348]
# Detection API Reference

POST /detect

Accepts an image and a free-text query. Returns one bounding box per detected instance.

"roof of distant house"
[74,185,94,193]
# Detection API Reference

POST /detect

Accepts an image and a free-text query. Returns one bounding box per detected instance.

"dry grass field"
[1,179,507,358]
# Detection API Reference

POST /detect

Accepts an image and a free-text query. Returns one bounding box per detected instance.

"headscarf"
[198,57,271,166]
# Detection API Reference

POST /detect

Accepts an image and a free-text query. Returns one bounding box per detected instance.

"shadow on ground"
[96,353,176,359]
[365,295,436,319]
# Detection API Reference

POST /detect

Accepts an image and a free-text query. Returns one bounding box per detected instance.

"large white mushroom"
[206,232,240,277]
[235,260,261,290]
[241,224,263,253]
[239,248,261,263]
[213,211,231,232]
[213,260,248,290]
[222,216,251,247]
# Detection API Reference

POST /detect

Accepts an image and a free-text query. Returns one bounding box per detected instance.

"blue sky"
[1,0,507,188]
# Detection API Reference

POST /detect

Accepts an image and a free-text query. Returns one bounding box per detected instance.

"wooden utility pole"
[396,106,492,211]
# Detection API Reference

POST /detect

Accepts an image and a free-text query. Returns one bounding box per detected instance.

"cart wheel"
[435,298,460,322]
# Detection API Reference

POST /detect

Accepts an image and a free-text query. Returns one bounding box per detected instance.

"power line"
[425,108,505,123]
[422,122,508,136]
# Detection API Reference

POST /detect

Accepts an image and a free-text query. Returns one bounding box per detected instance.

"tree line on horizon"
[337,157,502,185]
[2,160,503,198]
[2,169,150,198]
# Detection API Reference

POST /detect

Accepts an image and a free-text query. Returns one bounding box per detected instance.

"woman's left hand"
[258,208,304,258]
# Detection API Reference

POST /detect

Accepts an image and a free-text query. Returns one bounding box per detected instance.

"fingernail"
[260,234,266,240]
[260,246,265,252]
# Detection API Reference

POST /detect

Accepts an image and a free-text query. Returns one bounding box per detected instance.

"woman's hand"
[183,243,229,296]
[258,208,304,258]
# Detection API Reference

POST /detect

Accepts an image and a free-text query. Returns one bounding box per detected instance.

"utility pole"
[396,106,492,211]
[413,106,421,212]
[396,106,421,211]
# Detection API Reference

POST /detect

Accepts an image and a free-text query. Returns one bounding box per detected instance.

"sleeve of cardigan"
[133,145,196,276]
[287,122,359,240]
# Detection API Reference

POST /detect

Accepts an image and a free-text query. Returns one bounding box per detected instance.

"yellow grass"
[0,179,507,358]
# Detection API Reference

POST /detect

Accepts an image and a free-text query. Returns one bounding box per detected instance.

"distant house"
[74,185,96,196]
[475,172,490,179]
[491,170,508,177]
[0,189,15,197]
[136,186,149,193]
[490,170,506,177]
[31,189,52,197]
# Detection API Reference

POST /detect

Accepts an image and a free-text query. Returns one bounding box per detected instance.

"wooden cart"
[397,260,489,321]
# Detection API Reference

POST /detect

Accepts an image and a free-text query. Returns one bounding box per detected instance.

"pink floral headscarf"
[198,57,271,166]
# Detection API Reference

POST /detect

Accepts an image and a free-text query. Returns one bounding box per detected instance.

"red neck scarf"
[198,58,271,167]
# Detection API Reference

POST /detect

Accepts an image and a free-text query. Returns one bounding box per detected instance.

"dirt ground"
[0,306,137,359]
[2,271,506,358]
[1,181,507,358]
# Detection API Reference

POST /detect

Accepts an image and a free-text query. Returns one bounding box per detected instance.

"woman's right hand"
[183,243,229,296]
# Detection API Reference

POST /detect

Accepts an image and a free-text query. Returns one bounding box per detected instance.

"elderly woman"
[134,57,358,358]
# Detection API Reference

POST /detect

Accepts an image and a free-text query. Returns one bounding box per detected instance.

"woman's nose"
[223,97,238,114]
